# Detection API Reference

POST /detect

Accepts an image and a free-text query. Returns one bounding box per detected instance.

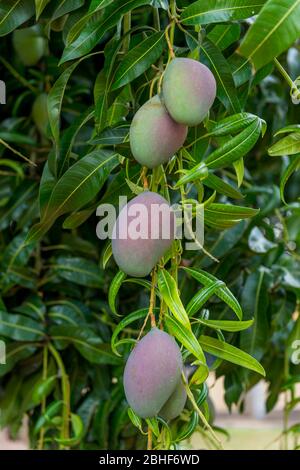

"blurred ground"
[1,376,299,450]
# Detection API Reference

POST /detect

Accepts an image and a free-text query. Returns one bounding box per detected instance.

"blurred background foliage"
[0,0,299,450]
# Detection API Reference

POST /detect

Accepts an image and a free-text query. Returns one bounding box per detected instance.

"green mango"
[32,93,49,137]
[13,25,47,66]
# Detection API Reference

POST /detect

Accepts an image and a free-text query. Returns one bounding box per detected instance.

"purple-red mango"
[123,328,183,418]
[129,95,187,168]
[112,191,175,277]
[162,58,216,126]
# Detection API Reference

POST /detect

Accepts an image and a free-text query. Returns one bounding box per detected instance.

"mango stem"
[147,426,153,450]
[182,372,224,450]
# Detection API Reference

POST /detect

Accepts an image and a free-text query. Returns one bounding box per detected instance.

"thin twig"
[48,343,70,447]
[182,373,224,450]
[0,138,37,166]
[147,427,153,450]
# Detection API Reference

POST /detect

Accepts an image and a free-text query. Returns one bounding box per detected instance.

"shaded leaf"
[112,32,165,89]
[60,0,152,63]
[0,311,44,341]
[201,40,241,113]
[0,0,35,36]
[50,325,121,365]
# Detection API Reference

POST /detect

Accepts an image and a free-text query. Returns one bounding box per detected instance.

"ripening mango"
[123,328,183,418]
[129,95,187,169]
[112,191,174,277]
[162,58,216,126]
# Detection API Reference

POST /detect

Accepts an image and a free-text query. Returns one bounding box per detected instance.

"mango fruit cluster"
[130,58,216,168]
[116,59,215,420]
[112,58,216,278]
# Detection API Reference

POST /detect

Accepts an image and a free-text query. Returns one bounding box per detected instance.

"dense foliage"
[0,0,299,450]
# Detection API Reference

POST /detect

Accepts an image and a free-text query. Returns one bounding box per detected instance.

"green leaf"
[0,343,36,378]
[39,161,56,218]
[205,119,263,169]
[207,23,241,51]
[55,413,84,447]
[146,417,159,437]
[0,311,44,341]
[32,376,57,405]
[165,315,208,372]
[233,157,244,187]
[35,0,50,19]
[204,202,259,229]
[158,269,191,330]
[1,232,35,272]
[111,308,153,356]
[239,0,300,70]
[48,60,94,172]
[183,267,243,320]
[199,335,265,376]
[90,124,130,145]
[60,0,152,63]
[268,133,300,156]
[175,162,208,187]
[48,0,84,24]
[50,325,121,365]
[66,0,114,45]
[128,408,143,432]
[174,411,198,442]
[279,155,300,204]
[274,124,300,136]
[62,204,97,229]
[205,203,259,220]
[108,270,127,315]
[102,242,112,269]
[58,107,94,177]
[181,0,265,25]
[25,150,119,244]
[0,0,35,36]
[94,41,122,133]
[34,400,64,434]
[0,181,37,231]
[194,318,254,332]
[203,173,243,199]
[112,31,165,89]
[240,270,269,361]
[201,40,241,113]
[187,281,225,316]
[47,59,80,152]
[50,256,103,288]
[210,113,259,137]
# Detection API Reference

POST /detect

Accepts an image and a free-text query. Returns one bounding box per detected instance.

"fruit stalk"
[38,345,48,450]
[182,372,224,450]
[48,343,70,446]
